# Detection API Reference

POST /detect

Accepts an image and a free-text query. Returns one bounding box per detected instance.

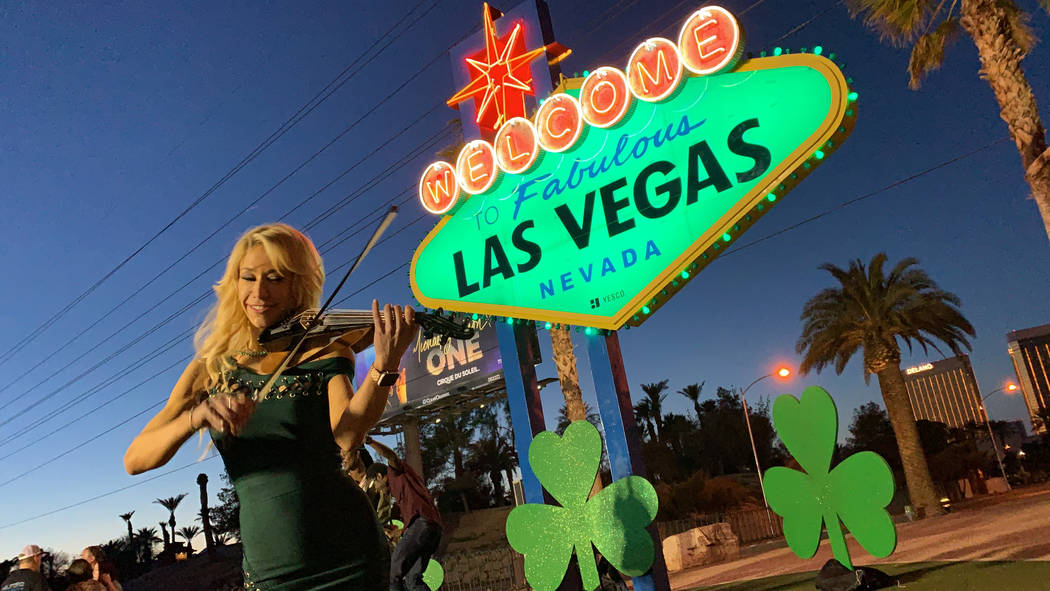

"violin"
[258,307,476,352]
[247,207,478,399]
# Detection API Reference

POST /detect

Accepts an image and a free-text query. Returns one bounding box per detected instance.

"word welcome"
[419,5,743,214]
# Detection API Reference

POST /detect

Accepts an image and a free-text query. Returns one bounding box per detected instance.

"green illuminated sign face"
[412,55,855,329]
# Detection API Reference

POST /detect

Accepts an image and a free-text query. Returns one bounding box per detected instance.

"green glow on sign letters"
[411,55,853,330]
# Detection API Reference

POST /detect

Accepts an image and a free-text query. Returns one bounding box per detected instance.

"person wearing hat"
[1,544,51,591]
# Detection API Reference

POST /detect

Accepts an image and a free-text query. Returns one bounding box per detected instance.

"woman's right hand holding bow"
[190,393,256,437]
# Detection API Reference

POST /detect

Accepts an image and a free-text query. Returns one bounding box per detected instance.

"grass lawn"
[689,561,1050,590]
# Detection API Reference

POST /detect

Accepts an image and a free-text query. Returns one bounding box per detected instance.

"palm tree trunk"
[960,0,1050,242]
[551,326,586,420]
[550,325,603,499]
[876,366,942,517]
[198,474,216,558]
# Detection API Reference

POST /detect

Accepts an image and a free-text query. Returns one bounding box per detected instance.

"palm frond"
[844,0,938,45]
[798,253,973,378]
[909,18,961,88]
[154,493,188,511]
[996,0,1036,54]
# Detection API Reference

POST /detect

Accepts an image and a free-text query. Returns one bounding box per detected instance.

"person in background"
[78,548,119,591]
[63,561,104,591]
[365,437,443,591]
[1,544,51,591]
[342,445,374,485]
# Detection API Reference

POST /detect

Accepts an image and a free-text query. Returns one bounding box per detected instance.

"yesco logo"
[419,5,743,215]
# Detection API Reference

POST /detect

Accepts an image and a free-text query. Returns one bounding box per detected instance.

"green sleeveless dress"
[210,357,390,590]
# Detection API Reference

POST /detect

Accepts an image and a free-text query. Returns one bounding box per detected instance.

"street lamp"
[979,382,1018,491]
[739,366,792,534]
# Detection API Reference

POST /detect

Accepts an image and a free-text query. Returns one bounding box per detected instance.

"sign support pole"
[587,330,670,591]
[498,322,547,504]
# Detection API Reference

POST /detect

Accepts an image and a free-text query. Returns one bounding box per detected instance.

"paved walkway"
[669,484,1050,589]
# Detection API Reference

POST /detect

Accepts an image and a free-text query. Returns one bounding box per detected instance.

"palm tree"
[154,493,188,536]
[177,525,202,553]
[135,527,161,562]
[678,382,705,422]
[197,473,216,557]
[159,522,170,549]
[119,511,135,545]
[844,0,1050,241]
[213,532,231,546]
[632,398,655,441]
[796,253,975,517]
[466,429,517,505]
[639,380,670,441]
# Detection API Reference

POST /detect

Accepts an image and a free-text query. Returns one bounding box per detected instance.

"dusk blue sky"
[2,0,1048,560]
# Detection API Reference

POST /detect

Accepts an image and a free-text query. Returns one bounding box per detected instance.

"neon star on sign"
[447,3,553,134]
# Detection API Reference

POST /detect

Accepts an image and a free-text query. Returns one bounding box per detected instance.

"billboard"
[354,317,503,421]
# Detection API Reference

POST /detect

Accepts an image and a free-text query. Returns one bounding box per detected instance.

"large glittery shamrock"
[764,386,897,569]
[505,420,659,590]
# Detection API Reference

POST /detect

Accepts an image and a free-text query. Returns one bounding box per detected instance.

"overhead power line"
[0,122,453,434]
[0,0,854,518]
[0,22,468,413]
[0,215,429,490]
[0,455,220,531]
[0,0,441,372]
[723,137,1012,257]
[0,0,847,449]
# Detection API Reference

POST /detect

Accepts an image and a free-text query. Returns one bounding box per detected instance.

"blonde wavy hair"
[194,223,324,389]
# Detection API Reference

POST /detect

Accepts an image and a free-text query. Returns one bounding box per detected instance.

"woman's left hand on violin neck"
[370,299,417,371]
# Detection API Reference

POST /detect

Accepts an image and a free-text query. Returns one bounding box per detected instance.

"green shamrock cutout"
[422,558,443,590]
[505,420,659,590]
[765,386,897,570]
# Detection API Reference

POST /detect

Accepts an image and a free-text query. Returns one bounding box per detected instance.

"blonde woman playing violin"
[125,223,417,590]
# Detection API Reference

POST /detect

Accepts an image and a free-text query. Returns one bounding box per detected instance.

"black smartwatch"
[369,366,399,387]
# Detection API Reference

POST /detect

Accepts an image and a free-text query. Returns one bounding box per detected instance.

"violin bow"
[255,206,398,401]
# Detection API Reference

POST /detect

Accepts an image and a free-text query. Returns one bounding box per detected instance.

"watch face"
[377,372,399,387]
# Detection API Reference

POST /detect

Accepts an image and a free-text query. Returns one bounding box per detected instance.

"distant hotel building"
[1006,324,1050,435]
[900,355,984,429]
